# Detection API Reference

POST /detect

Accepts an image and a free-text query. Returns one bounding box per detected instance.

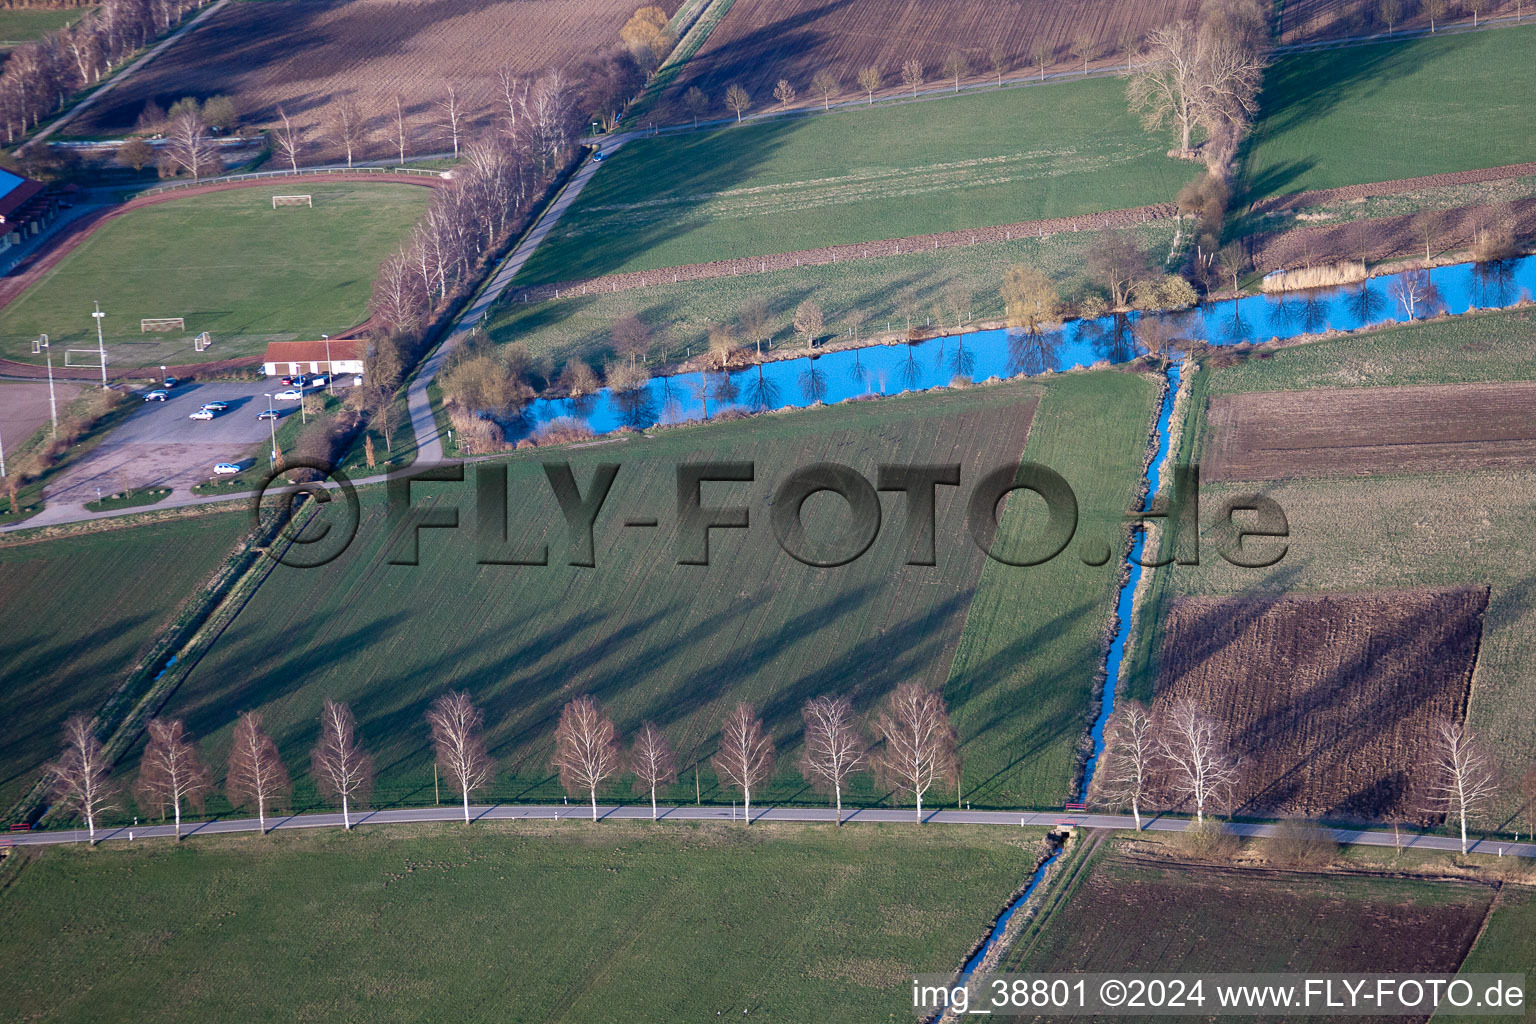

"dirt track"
[0,173,439,380]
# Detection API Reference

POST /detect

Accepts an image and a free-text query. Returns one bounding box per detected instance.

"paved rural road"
[403,142,625,463]
[11,805,1534,859]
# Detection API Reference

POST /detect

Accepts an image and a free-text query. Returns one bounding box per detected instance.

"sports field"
[0,184,432,368]
[490,221,1178,368]
[517,77,1198,284]
[122,371,1155,815]
[1243,24,1536,200]
[1123,308,1536,825]
[0,7,91,48]
[0,513,249,813]
[0,822,1045,1022]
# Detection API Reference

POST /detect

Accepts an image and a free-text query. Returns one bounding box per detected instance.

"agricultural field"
[490,220,1178,368]
[0,822,1047,1022]
[1123,308,1536,826]
[118,371,1155,816]
[1154,588,1486,822]
[1444,886,1536,1024]
[656,0,1199,116]
[0,6,92,50]
[0,513,249,813]
[1202,381,1536,481]
[1243,25,1536,200]
[1003,843,1497,983]
[61,0,679,155]
[515,77,1199,284]
[0,184,432,368]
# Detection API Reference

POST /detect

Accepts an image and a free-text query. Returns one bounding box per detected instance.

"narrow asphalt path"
[11,804,1534,860]
[403,142,625,463]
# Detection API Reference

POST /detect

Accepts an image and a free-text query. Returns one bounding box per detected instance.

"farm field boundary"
[507,201,1177,304]
[1203,381,1536,481]
[1153,587,1488,823]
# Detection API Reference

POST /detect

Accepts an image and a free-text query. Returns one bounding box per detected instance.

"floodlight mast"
[91,302,107,386]
[35,335,57,437]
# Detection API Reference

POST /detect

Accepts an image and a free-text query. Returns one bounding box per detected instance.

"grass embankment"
[83,485,172,511]
[1002,836,1502,989]
[0,184,431,368]
[127,372,1154,816]
[0,822,1047,1023]
[0,513,250,811]
[491,221,1179,369]
[1122,308,1536,825]
[518,76,1198,284]
[1243,24,1536,200]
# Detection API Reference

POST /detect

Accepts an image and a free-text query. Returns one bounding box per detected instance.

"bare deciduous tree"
[772,78,796,106]
[1093,701,1156,830]
[1088,230,1149,308]
[739,299,770,355]
[164,108,218,180]
[627,722,677,820]
[943,50,969,91]
[225,711,290,834]
[856,64,881,104]
[1032,38,1051,80]
[707,320,737,368]
[683,85,709,127]
[872,683,958,823]
[724,82,751,122]
[1127,17,1265,162]
[712,703,774,824]
[811,68,840,109]
[553,695,621,821]
[384,93,409,166]
[439,82,465,158]
[135,718,211,838]
[1070,30,1098,75]
[330,95,366,168]
[611,312,651,367]
[1426,719,1499,854]
[311,699,374,830]
[428,691,496,823]
[1156,696,1238,824]
[793,299,824,349]
[273,105,303,172]
[989,46,1009,85]
[901,58,924,96]
[1378,0,1403,33]
[1411,209,1443,262]
[1424,0,1449,30]
[1389,269,1431,318]
[799,696,866,824]
[44,715,116,843]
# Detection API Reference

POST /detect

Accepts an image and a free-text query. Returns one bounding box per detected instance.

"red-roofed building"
[0,169,51,257]
[262,339,366,377]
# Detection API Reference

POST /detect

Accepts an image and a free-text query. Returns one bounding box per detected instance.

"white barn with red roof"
[262,339,366,377]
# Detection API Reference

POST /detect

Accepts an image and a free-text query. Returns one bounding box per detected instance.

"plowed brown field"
[1203,382,1536,482]
[660,0,1199,114]
[66,0,679,156]
[1154,587,1488,823]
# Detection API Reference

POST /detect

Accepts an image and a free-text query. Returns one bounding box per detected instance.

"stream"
[514,252,1536,437]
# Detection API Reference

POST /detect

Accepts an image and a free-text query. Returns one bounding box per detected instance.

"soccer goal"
[65,348,106,368]
[272,194,313,208]
[194,332,212,352]
[141,317,185,333]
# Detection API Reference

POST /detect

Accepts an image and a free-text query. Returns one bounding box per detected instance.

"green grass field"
[517,77,1199,284]
[1243,24,1536,200]
[0,822,1046,1022]
[1445,886,1536,1023]
[1002,841,1498,986]
[0,184,432,368]
[0,514,248,811]
[117,372,1154,817]
[0,6,91,47]
[491,221,1178,369]
[1122,308,1536,825]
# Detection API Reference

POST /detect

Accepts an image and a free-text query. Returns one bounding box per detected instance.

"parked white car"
[213,462,242,475]
[189,409,215,421]
[274,389,304,401]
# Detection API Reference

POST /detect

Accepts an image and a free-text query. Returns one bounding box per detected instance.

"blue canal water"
[515,254,1536,438]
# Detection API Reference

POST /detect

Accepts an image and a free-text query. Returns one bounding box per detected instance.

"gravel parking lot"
[44,381,300,506]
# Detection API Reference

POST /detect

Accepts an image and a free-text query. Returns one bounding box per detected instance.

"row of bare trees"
[43,683,963,840]
[550,684,959,824]
[1096,699,1508,853]
[0,0,214,143]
